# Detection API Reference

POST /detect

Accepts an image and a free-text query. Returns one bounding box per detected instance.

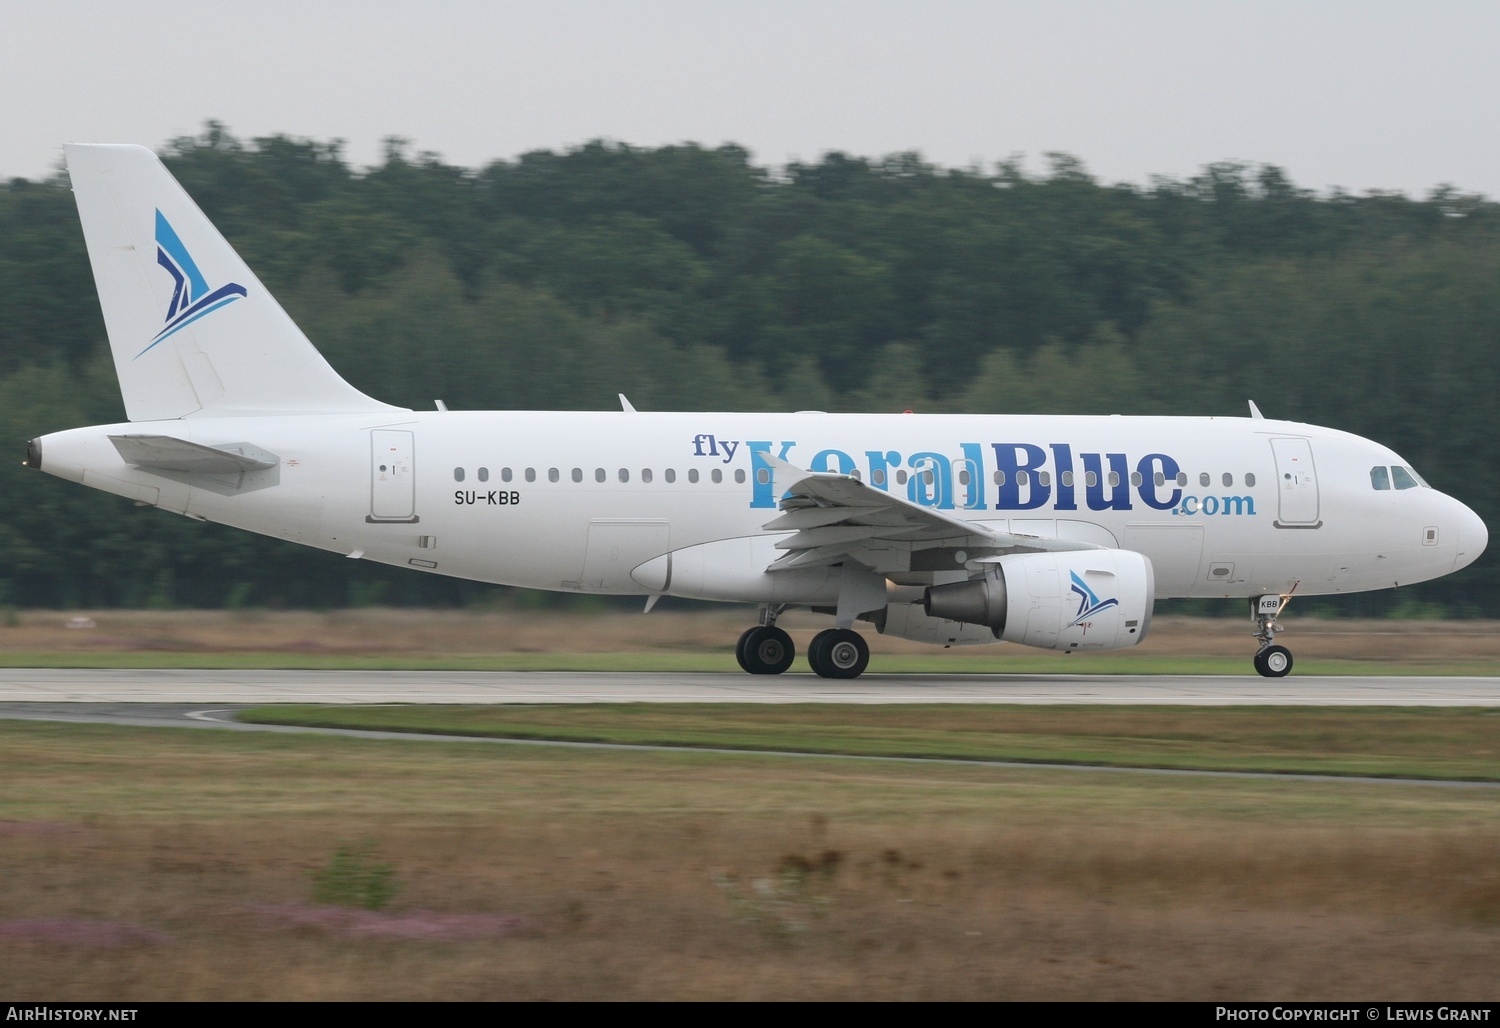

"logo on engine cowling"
[1068,570,1119,627]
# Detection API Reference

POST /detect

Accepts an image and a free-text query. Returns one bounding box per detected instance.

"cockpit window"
[1373,465,1428,490]
[1391,466,1421,490]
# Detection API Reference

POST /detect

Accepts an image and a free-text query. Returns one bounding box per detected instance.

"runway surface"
[1,668,1498,705]
[4,670,1497,786]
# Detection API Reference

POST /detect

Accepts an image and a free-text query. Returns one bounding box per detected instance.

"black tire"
[742,626,795,675]
[806,629,831,672]
[734,627,758,673]
[808,628,869,679]
[1254,644,1293,678]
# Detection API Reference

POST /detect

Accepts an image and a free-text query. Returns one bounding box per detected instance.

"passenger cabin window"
[1222,473,1233,487]
[572,468,582,483]
[711,469,722,483]
[618,469,629,483]
[1245,473,1256,487]
[596,468,606,483]
[454,467,465,482]
[548,468,559,483]
[874,470,887,486]
[478,467,489,482]
[665,469,676,483]
[734,470,746,483]
[642,469,653,484]
[1199,472,1211,487]
[524,468,535,483]
[757,469,770,485]
[688,469,700,484]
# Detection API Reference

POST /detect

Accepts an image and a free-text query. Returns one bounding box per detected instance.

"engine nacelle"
[923,549,1154,651]
[871,603,1002,647]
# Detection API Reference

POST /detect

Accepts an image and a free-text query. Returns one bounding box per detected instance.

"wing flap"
[760,453,1102,575]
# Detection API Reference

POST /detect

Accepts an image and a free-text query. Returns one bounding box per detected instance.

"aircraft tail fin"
[64,143,404,421]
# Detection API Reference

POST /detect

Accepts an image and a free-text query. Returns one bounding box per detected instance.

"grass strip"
[239,703,1500,781]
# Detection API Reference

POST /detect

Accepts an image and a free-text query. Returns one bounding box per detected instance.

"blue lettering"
[958,442,986,510]
[748,440,797,508]
[740,438,1188,515]
[864,450,902,493]
[907,452,953,508]
[1176,494,1256,517]
[992,444,1050,510]
[1050,443,1077,511]
[810,448,856,475]
[1082,453,1131,510]
[1136,453,1182,511]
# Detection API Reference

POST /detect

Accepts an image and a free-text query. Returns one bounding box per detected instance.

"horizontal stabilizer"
[109,434,277,474]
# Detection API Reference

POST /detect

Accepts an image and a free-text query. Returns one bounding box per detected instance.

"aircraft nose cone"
[1453,500,1488,573]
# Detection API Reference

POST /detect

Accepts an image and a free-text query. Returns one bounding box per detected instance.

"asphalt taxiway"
[4,670,1497,785]
[0,668,1497,705]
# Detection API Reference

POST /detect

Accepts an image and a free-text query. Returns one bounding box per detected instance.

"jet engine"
[923,550,1154,651]
[869,602,1001,646]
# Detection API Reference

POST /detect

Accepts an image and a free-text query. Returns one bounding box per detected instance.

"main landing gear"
[1251,588,1297,678]
[807,628,870,679]
[735,623,795,675]
[734,606,871,679]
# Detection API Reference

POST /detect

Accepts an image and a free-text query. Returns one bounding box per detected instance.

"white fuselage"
[40,142,1490,678]
[36,409,1487,605]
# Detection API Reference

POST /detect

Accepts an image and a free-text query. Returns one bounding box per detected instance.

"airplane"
[22,144,1489,679]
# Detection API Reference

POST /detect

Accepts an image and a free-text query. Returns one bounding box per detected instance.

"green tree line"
[2,124,1496,613]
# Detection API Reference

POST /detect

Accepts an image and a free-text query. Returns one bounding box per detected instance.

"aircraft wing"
[760,454,1100,574]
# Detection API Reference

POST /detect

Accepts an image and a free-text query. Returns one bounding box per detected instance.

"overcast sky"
[7,1,1498,197]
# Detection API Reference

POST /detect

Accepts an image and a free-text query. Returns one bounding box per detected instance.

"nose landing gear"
[1251,586,1297,678]
[1253,643,1293,677]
